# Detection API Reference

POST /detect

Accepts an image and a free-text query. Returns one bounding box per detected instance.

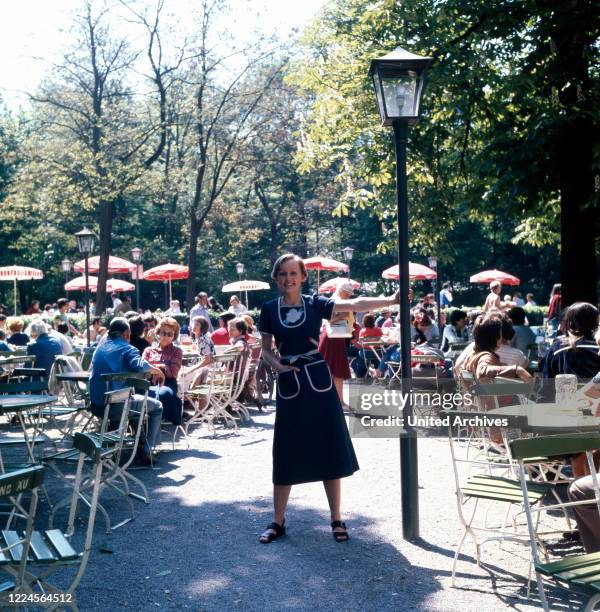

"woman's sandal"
[259,520,285,544]
[331,520,349,542]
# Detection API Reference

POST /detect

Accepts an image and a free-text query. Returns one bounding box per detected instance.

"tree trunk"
[559,116,597,307]
[96,199,115,314]
[544,0,599,306]
[186,216,200,311]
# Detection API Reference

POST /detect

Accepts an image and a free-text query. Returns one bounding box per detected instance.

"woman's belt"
[279,349,320,364]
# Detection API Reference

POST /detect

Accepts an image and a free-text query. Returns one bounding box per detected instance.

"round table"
[0,394,57,412]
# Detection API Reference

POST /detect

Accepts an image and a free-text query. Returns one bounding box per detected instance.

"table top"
[56,371,90,382]
[0,394,57,411]
[489,402,600,432]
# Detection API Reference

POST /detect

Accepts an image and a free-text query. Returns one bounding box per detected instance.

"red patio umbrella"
[469,269,520,286]
[143,263,189,304]
[381,262,437,281]
[318,277,361,294]
[73,255,136,274]
[303,256,349,287]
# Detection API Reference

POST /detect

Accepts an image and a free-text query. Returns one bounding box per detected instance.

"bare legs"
[261,479,346,541]
[323,479,341,522]
[273,484,291,525]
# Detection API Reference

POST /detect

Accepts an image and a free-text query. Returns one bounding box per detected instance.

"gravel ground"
[36,399,585,612]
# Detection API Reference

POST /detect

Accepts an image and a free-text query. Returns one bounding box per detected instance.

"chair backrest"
[510,433,600,567]
[471,380,532,412]
[80,346,96,371]
[0,465,45,588]
[510,433,600,461]
[51,355,86,404]
[63,433,106,591]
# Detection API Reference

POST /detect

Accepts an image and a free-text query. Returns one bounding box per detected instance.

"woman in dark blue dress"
[258,254,398,543]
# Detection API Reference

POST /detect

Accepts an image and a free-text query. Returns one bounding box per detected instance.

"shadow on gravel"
[410,537,583,611]
[72,490,444,611]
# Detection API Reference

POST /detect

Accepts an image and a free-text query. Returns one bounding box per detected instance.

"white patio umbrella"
[0,266,44,314]
[222,280,270,309]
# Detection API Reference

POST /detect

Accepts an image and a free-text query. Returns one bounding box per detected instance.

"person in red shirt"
[359,314,383,339]
[211,312,235,346]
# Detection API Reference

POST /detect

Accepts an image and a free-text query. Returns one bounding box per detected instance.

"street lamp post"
[428,256,440,326]
[342,246,354,278]
[369,47,431,541]
[61,259,71,296]
[235,262,248,309]
[75,228,96,347]
[131,247,142,312]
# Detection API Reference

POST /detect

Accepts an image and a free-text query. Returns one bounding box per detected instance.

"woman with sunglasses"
[142,317,184,425]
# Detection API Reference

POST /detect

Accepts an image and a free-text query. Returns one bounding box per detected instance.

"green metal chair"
[2,434,108,608]
[510,433,600,611]
[447,409,553,587]
[45,385,143,533]
[0,465,44,594]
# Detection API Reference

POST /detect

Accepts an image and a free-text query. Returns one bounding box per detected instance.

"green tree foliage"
[291,0,599,302]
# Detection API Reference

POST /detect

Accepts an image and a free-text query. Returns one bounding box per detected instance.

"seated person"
[89,317,164,462]
[51,322,74,354]
[351,315,383,378]
[142,317,184,426]
[411,307,439,344]
[142,313,158,345]
[88,316,107,343]
[227,318,262,409]
[376,308,394,329]
[441,309,469,354]
[6,317,29,346]
[55,298,82,337]
[0,329,13,352]
[568,474,600,553]
[182,316,214,390]
[128,315,150,354]
[359,314,383,340]
[211,312,235,346]
[496,316,528,367]
[26,319,63,378]
[228,295,247,316]
[507,306,537,354]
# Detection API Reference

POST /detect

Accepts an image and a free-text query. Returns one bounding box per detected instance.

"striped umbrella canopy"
[381,262,437,281]
[0,266,44,314]
[469,269,520,286]
[73,255,136,274]
[318,277,361,294]
[221,280,270,292]
[65,276,135,293]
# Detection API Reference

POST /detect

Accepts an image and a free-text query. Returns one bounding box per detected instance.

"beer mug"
[555,374,578,406]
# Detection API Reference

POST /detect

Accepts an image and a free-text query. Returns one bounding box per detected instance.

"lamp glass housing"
[75,228,96,255]
[369,48,431,126]
[61,259,72,273]
[342,246,354,261]
[235,262,245,276]
[131,247,142,263]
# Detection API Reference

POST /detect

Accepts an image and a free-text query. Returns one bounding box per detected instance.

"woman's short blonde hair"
[242,314,254,329]
[490,281,501,291]
[271,253,307,281]
[6,317,24,332]
[156,316,180,341]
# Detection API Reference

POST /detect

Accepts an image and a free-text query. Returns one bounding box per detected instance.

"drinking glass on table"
[555,374,578,406]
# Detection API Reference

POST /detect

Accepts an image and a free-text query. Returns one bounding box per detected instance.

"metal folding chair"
[511,433,600,611]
